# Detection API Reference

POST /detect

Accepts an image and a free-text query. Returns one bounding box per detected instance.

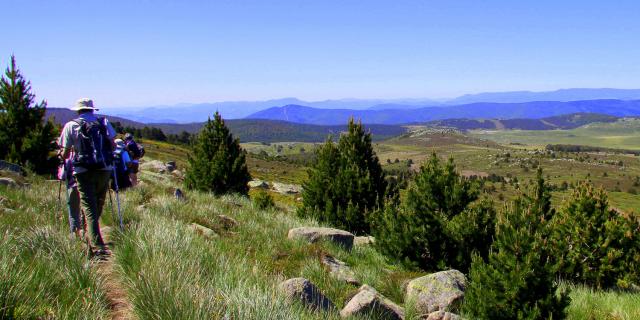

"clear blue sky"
[3,0,640,108]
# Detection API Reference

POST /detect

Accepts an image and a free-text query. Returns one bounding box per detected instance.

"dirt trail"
[94,227,136,320]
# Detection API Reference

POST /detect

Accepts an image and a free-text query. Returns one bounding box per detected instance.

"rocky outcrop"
[340,285,404,319]
[248,180,269,189]
[425,311,461,320]
[288,227,354,250]
[0,160,23,174]
[321,254,360,285]
[354,236,375,246]
[0,177,17,188]
[189,223,218,239]
[279,278,334,311]
[140,160,170,174]
[406,270,466,315]
[271,182,302,194]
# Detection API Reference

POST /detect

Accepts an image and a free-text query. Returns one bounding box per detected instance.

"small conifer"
[185,112,251,195]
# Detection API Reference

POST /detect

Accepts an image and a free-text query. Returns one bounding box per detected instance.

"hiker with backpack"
[123,133,144,186]
[59,98,116,257]
[111,139,133,191]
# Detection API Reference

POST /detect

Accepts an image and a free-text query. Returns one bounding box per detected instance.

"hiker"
[59,98,116,257]
[123,133,144,186]
[57,151,82,237]
[111,139,133,191]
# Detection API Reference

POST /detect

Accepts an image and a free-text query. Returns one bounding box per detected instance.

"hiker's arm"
[59,123,74,160]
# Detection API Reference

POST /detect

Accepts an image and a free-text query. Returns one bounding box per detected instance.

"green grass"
[564,283,640,320]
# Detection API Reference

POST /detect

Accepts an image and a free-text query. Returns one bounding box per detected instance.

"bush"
[298,118,387,235]
[184,112,251,195]
[373,154,495,272]
[463,198,570,319]
[252,190,275,210]
[550,182,640,289]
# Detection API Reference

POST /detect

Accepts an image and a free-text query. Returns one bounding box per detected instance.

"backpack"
[72,117,114,170]
[126,140,145,160]
[111,149,132,190]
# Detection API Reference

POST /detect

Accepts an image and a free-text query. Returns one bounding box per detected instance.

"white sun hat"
[70,98,99,111]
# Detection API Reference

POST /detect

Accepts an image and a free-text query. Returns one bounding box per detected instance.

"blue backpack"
[72,117,114,170]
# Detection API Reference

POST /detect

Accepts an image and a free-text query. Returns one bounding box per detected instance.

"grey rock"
[406,270,466,314]
[321,254,360,285]
[271,182,302,194]
[217,214,238,229]
[248,179,269,189]
[354,236,375,246]
[340,285,404,319]
[0,160,24,174]
[0,177,17,188]
[288,227,354,250]
[425,311,461,320]
[140,160,169,173]
[279,277,334,311]
[189,223,218,239]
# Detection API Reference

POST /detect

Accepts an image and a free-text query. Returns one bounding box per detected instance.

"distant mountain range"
[98,88,640,123]
[247,100,640,125]
[424,113,621,131]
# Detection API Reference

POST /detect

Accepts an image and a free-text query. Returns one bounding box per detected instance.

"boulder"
[248,179,269,189]
[189,223,218,239]
[217,214,238,229]
[0,160,23,174]
[321,254,360,285]
[425,311,461,320]
[140,160,169,173]
[0,177,17,188]
[171,170,184,179]
[288,227,354,250]
[271,182,302,194]
[279,277,334,311]
[406,270,466,315]
[354,236,375,246]
[340,285,404,319]
[165,161,177,172]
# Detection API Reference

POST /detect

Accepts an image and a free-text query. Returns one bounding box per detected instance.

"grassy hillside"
[425,113,620,131]
[470,118,640,150]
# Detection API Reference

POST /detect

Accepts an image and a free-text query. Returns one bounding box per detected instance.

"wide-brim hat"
[70,98,99,111]
[115,139,125,148]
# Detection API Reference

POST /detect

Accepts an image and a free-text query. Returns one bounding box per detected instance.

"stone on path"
[189,223,218,239]
[406,270,466,315]
[248,179,269,189]
[321,254,360,285]
[0,177,17,188]
[354,236,375,246]
[340,285,404,319]
[279,277,335,311]
[425,311,461,320]
[288,227,354,250]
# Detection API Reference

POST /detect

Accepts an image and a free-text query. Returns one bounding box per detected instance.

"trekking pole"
[57,179,63,221]
[112,167,124,231]
[62,178,74,234]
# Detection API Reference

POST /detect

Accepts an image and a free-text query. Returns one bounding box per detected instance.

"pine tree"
[373,153,495,271]
[184,112,251,195]
[0,56,58,174]
[550,182,640,289]
[463,177,570,320]
[298,118,387,234]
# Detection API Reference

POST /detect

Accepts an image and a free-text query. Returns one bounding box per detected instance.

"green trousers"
[75,170,111,248]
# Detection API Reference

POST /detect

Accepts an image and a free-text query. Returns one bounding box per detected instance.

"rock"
[354,236,375,246]
[279,278,334,311]
[425,311,461,320]
[340,285,404,319]
[406,270,466,315]
[271,182,302,194]
[140,160,169,173]
[248,179,269,189]
[217,214,238,229]
[0,177,17,188]
[288,227,354,250]
[171,170,184,178]
[174,188,185,200]
[0,160,24,174]
[321,254,360,285]
[189,223,218,239]
[165,161,176,172]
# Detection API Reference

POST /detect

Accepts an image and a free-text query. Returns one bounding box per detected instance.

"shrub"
[298,118,387,235]
[184,112,251,195]
[252,190,275,210]
[373,153,495,272]
[550,182,640,289]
